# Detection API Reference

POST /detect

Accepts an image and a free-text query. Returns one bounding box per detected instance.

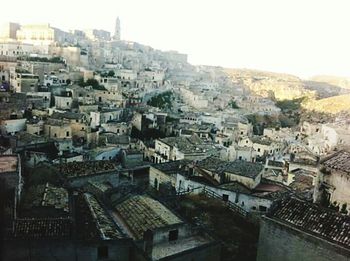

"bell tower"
[113,17,121,41]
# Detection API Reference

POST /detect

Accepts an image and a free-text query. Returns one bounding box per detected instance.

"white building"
[0,41,34,57]
[0,118,26,135]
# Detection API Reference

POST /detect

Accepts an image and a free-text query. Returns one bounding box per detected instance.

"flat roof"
[152,234,214,260]
[0,155,18,173]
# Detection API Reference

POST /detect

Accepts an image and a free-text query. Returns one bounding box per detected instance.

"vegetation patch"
[78,78,107,90]
[177,194,259,261]
[147,91,173,109]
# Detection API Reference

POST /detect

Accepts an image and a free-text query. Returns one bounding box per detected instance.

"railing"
[202,187,248,218]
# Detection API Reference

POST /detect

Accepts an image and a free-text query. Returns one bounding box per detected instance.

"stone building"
[314,150,350,213]
[257,197,350,261]
[112,194,221,261]
[56,160,119,188]
[0,154,22,222]
[154,135,218,163]
[149,159,190,192]
[44,119,72,140]
[13,73,39,93]
[2,192,132,261]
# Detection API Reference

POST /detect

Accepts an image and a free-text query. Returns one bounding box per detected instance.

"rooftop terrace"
[23,183,69,213]
[152,234,214,260]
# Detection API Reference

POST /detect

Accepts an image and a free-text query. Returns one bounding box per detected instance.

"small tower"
[113,17,121,41]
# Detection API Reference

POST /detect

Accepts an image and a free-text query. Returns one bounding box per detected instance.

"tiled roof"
[51,111,85,120]
[12,218,71,239]
[56,160,117,178]
[225,161,264,179]
[322,150,350,174]
[219,182,251,194]
[269,197,350,249]
[114,195,182,240]
[196,157,263,179]
[83,193,124,240]
[267,160,284,168]
[152,159,190,175]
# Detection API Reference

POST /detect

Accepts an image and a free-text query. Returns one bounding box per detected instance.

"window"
[235,193,239,203]
[66,131,70,137]
[168,229,178,241]
[222,194,229,202]
[97,246,108,259]
[257,148,260,152]
[238,156,242,160]
[241,201,245,207]
[259,206,267,212]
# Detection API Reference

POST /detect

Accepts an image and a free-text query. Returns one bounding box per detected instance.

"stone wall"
[257,216,350,261]
[68,170,119,188]
[2,239,131,261]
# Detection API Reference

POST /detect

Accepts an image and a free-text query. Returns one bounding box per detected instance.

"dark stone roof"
[268,197,350,249]
[196,157,263,179]
[322,150,350,174]
[82,193,124,240]
[26,142,59,160]
[102,133,130,145]
[267,160,284,168]
[11,218,71,239]
[51,111,84,120]
[219,182,251,194]
[114,195,182,240]
[151,159,190,176]
[55,160,117,178]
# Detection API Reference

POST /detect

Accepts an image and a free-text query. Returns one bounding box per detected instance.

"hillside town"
[0,18,350,261]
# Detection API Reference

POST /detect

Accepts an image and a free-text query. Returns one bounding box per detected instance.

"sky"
[1,0,350,79]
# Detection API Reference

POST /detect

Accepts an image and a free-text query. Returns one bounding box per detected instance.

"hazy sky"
[1,0,350,78]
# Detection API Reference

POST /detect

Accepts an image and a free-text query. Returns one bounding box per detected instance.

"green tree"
[107,70,115,77]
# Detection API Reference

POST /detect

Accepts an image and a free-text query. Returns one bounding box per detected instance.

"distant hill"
[303,81,350,99]
[310,75,350,90]
[302,94,350,114]
[224,68,315,100]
